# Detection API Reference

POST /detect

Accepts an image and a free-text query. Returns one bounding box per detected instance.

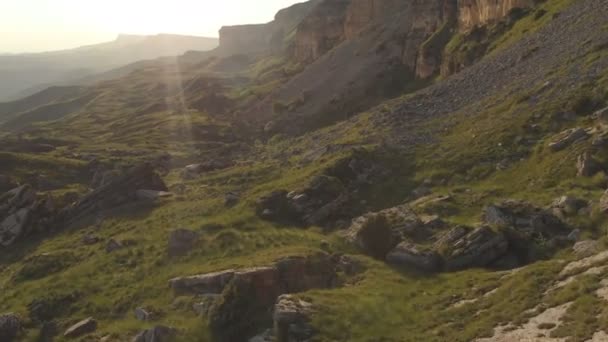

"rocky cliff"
[458,0,535,32]
[218,1,320,55]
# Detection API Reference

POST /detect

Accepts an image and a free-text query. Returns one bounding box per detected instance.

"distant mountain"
[0,34,218,101]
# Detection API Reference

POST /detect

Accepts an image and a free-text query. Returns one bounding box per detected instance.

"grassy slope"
[1,1,608,341]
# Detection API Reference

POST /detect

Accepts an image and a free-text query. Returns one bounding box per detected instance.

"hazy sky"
[0,0,303,53]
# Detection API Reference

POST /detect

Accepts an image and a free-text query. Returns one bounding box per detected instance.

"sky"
[0,0,303,53]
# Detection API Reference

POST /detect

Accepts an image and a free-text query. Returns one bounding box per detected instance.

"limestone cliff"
[458,0,535,32]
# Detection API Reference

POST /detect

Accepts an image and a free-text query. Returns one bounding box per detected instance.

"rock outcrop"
[294,0,351,63]
[458,0,534,32]
[218,1,321,55]
[60,163,167,225]
[0,185,56,247]
[274,295,315,342]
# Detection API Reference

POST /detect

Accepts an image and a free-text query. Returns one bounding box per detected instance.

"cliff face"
[294,0,351,63]
[218,1,320,56]
[343,0,402,39]
[458,0,535,32]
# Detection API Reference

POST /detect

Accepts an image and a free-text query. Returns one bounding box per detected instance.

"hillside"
[1,0,608,341]
[0,34,219,102]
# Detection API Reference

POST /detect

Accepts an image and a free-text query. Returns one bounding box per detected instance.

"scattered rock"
[63,317,97,338]
[167,229,199,257]
[573,240,601,258]
[273,295,315,342]
[548,127,588,152]
[133,325,175,342]
[0,313,21,342]
[386,242,442,272]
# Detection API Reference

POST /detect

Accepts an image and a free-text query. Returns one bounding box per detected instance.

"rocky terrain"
[0,0,608,341]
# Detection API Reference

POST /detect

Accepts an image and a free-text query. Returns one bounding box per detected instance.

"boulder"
[81,233,100,245]
[133,325,175,342]
[167,229,199,257]
[548,127,588,152]
[577,152,601,177]
[61,163,168,225]
[442,227,509,271]
[256,190,293,221]
[63,317,97,338]
[0,313,21,342]
[275,254,337,293]
[386,242,442,272]
[180,161,233,179]
[573,240,601,258]
[169,270,236,295]
[345,213,395,259]
[0,208,32,247]
[273,295,315,342]
[134,307,150,321]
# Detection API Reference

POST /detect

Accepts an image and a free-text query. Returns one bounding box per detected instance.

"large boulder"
[63,317,97,338]
[441,227,509,271]
[386,242,442,272]
[551,196,587,217]
[573,240,601,259]
[0,208,32,247]
[0,313,21,342]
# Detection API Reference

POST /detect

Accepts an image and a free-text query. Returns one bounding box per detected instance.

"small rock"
[105,239,123,253]
[567,229,581,242]
[134,307,150,321]
[63,317,97,338]
[167,229,199,257]
[224,192,240,207]
[82,233,100,245]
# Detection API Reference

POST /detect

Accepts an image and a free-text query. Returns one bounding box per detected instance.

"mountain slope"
[0,34,219,102]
